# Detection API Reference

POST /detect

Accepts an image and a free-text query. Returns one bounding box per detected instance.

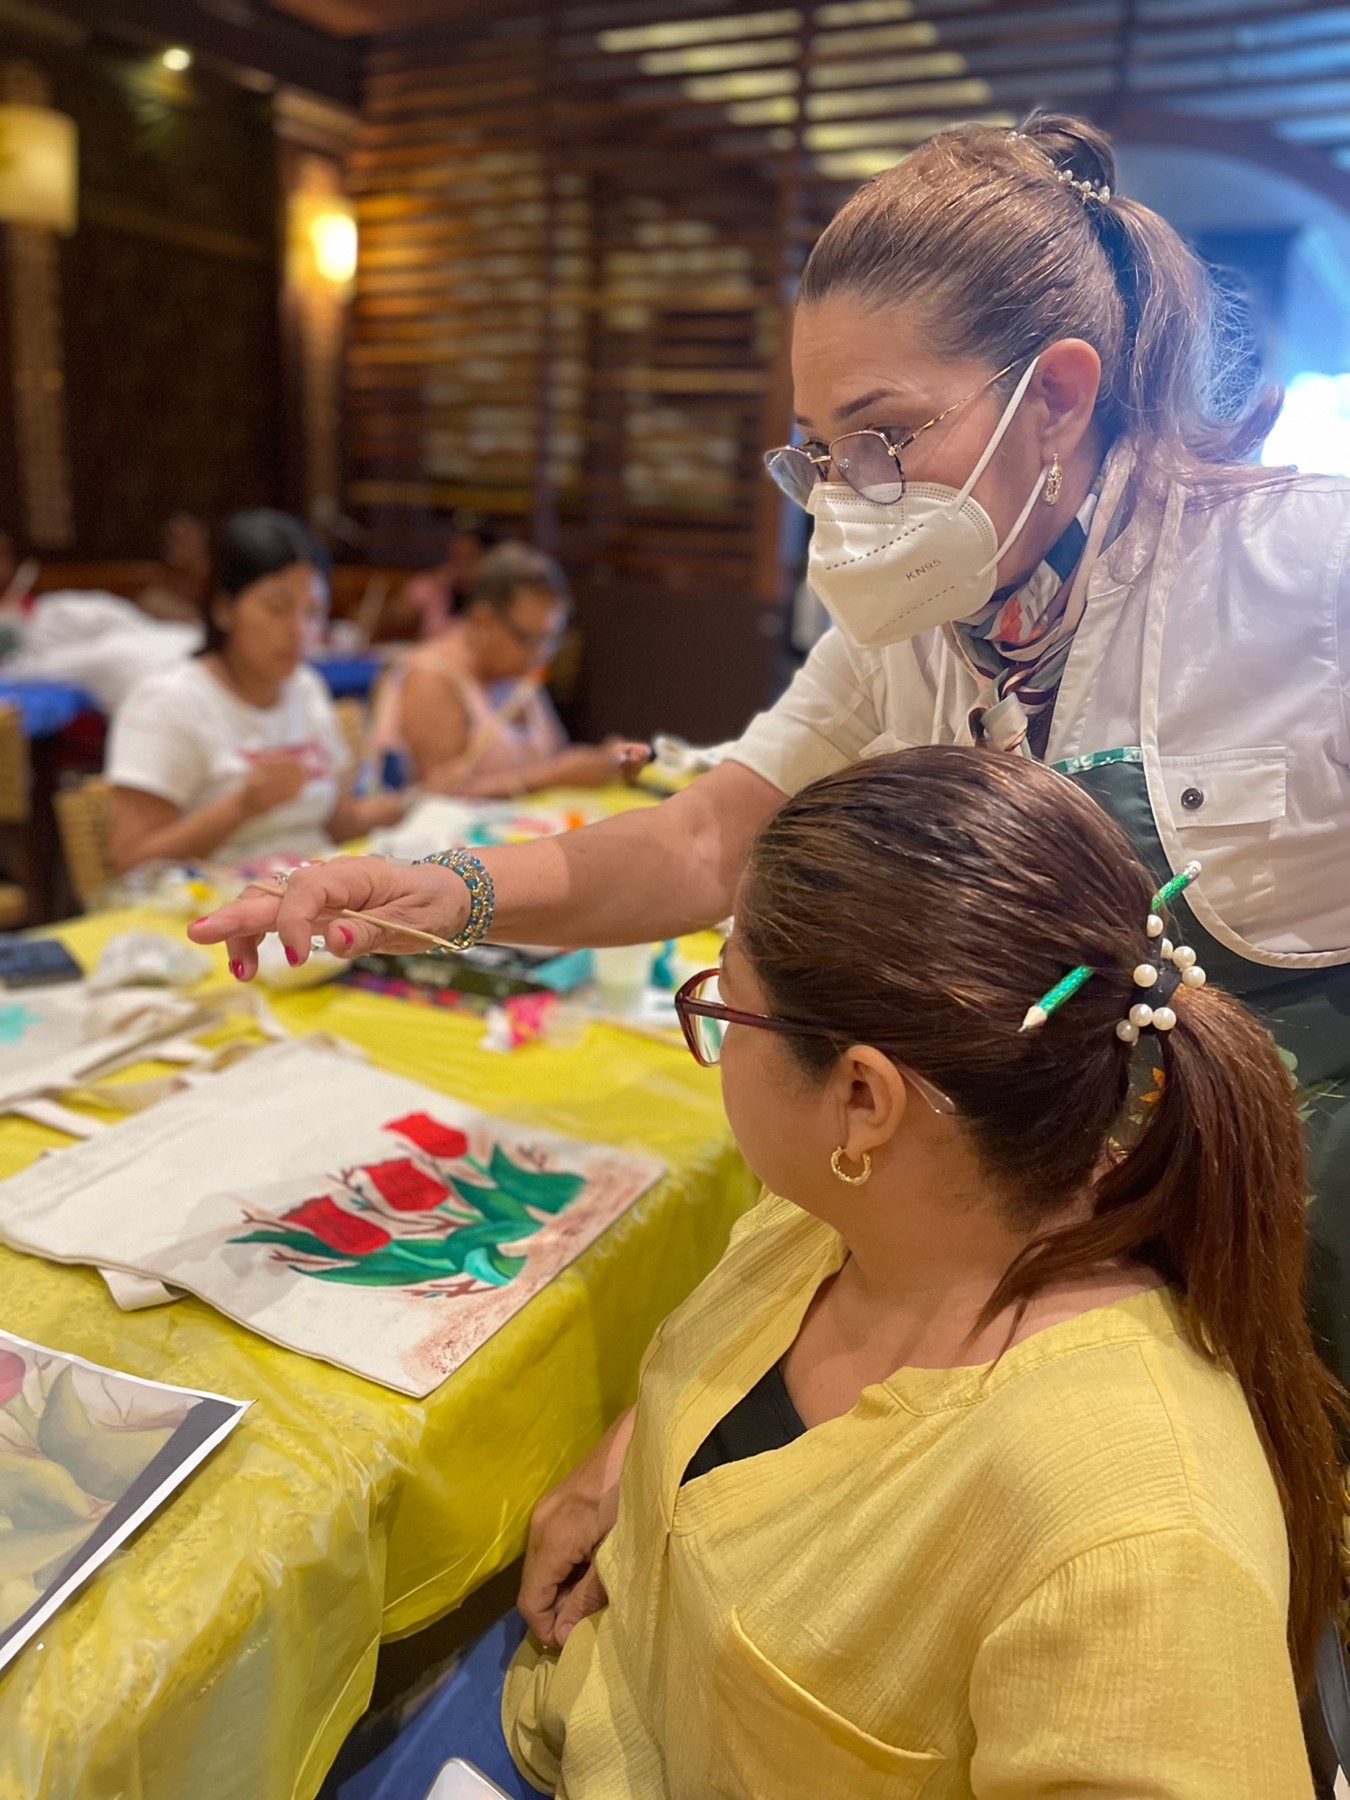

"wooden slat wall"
[351,6,793,740]
[350,0,1350,741]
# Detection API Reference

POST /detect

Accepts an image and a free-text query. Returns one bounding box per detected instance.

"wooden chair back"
[54,776,114,913]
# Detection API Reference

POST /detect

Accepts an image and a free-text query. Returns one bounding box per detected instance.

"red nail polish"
[192,916,209,927]
[229,960,243,980]
[336,925,353,949]
[285,945,299,966]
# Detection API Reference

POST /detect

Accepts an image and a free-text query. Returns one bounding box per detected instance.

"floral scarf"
[953,484,1101,755]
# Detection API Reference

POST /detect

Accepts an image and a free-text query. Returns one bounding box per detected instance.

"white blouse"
[108,660,351,864]
[730,468,1350,968]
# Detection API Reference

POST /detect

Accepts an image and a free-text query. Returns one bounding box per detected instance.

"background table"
[0,906,755,1800]
[308,652,384,700]
[0,656,381,732]
[0,680,93,739]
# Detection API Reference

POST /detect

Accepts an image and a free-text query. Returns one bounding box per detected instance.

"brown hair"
[739,745,1345,1690]
[467,541,569,617]
[799,113,1282,495]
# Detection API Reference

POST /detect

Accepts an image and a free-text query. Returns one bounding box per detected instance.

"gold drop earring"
[1042,453,1063,506]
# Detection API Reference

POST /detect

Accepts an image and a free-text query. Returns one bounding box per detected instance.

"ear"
[832,1044,911,1165]
[1026,338,1101,463]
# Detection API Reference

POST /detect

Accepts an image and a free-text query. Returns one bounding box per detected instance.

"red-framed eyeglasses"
[674,969,956,1116]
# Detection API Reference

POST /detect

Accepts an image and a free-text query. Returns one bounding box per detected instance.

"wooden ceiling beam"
[45,0,360,103]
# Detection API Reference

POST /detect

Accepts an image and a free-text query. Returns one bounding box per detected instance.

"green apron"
[1061,752,1350,1384]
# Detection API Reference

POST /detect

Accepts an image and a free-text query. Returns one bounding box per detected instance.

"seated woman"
[375,543,628,798]
[390,748,1338,1798]
[107,510,406,873]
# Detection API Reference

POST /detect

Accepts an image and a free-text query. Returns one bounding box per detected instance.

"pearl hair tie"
[1021,861,1205,1036]
[1116,916,1206,1044]
[1055,168,1112,205]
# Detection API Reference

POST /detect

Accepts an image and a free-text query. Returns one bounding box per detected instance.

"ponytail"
[984,983,1348,1691]
[1095,194,1282,477]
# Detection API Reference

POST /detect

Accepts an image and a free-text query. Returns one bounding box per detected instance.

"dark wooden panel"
[62,221,280,554]
[0,24,284,558]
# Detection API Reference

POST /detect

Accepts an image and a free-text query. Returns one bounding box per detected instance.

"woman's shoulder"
[285,661,339,712]
[642,1192,833,1365]
[1196,470,1350,554]
[400,634,473,691]
[115,655,214,719]
[943,1292,1287,1590]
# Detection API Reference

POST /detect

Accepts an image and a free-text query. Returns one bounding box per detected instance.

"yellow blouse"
[503,1193,1311,1799]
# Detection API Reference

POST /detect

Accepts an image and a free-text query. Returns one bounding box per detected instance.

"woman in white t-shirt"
[107,511,406,873]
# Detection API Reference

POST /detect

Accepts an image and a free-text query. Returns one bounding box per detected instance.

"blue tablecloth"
[311,653,382,699]
[0,656,380,741]
[0,679,95,737]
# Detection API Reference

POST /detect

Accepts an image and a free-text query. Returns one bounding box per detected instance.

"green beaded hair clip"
[1019,861,1204,1035]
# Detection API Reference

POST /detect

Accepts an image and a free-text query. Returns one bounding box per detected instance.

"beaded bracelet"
[412,849,496,952]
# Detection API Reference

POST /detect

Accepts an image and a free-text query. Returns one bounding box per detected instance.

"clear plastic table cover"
[0,903,752,1800]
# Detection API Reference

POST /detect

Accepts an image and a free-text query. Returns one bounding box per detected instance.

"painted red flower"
[282,1196,390,1256]
[0,1347,25,1406]
[362,1157,450,1212]
[386,1112,469,1161]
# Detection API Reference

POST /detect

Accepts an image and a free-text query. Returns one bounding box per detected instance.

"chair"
[0,705,32,927]
[54,775,114,913]
[335,697,370,778]
[1314,1619,1350,1797]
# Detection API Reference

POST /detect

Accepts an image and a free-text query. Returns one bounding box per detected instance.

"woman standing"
[193,116,1350,1361]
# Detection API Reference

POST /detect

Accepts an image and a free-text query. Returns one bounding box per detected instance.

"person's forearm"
[590,1406,635,1532]
[327,792,407,841]
[546,1404,633,1531]
[468,762,783,948]
[447,754,594,800]
[110,791,250,872]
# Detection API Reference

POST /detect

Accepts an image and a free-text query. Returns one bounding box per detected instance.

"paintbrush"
[256,881,459,954]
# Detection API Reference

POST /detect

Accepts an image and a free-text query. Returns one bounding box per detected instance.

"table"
[0,680,93,739]
[0,656,381,742]
[309,652,383,700]
[0,907,754,1800]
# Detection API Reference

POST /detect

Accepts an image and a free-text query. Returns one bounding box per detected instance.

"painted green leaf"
[387,1222,521,1264]
[464,1244,526,1286]
[304,1254,433,1288]
[449,1174,533,1227]
[488,1146,586,1214]
[234,1228,356,1263]
[298,1218,534,1288]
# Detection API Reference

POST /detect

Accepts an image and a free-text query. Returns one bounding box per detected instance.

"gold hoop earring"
[830,1147,872,1187]
[1042,454,1063,506]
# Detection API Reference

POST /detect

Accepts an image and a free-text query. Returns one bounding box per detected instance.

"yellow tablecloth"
[0,899,754,1799]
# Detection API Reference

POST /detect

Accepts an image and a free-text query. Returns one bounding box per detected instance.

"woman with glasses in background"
[374,541,631,799]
